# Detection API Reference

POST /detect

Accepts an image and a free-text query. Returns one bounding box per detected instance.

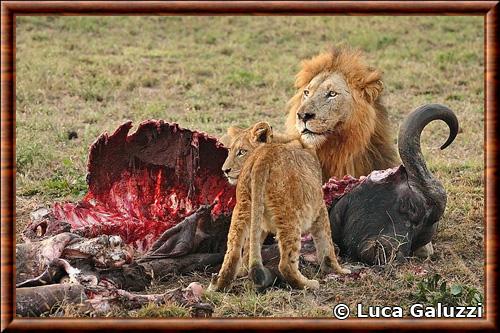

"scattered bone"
[24,208,72,242]
[16,233,145,289]
[82,280,211,316]
[16,280,212,317]
[62,234,133,268]
[16,258,208,317]
[16,258,74,288]
[16,233,82,284]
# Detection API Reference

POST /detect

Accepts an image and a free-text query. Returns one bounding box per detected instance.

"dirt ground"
[15,16,484,317]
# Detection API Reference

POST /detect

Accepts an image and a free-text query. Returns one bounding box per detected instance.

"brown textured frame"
[1,1,497,332]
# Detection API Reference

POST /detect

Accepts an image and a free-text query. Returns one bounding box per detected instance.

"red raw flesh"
[322,175,363,208]
[52,120,235,253]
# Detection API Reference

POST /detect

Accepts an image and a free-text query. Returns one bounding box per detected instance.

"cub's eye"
[303,89,310,98]
[326,91,338,98]
[236,149,247,157]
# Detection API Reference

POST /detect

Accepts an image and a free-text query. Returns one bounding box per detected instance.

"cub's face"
[221,122,272,185]
[295,72,353,147]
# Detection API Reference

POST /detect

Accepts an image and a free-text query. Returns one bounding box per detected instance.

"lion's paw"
[305,279,320,290]
[339,268,351,275]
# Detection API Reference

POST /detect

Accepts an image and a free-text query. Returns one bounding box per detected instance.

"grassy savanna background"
[16,16,484,317]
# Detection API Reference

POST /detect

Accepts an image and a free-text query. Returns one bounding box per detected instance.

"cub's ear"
[251,122,273,143]
[362,69,383,104]
[227,126,243,138]
[218,134,232,147]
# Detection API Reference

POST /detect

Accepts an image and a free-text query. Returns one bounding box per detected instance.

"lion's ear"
[362,69,383,104]
[251,122,273,143]
[227,126,243,138]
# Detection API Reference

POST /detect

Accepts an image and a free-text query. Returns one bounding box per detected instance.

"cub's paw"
[207,282,219,292]
[305,279,320,290]
[207,273,222,292]
[338,268,351,275]
[236,265,249,278]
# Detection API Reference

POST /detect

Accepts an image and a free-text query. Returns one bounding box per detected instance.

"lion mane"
[285,47,398,179]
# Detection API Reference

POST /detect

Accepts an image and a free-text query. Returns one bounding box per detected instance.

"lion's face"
[295,72,353,147]
[285,47,393,179]
[221,122,272,185]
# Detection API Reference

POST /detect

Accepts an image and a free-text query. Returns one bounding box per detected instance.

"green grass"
[16,16,484,317]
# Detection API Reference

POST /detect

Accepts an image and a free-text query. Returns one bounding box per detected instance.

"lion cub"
[208,122,350,291]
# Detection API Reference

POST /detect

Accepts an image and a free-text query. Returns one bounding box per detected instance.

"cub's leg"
[236,236,249,277]
[248,230,274,288]
[276,223,319,290]
[238,230,267,277]
[247,198,273,288]
[310,207,351,275]
[208,202,249,291]
[247,166,274,289]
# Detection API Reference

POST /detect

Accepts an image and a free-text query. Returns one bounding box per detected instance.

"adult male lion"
[286,47,398,180]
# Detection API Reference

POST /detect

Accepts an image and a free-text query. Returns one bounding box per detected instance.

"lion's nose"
[223,168,231,175]
[298,112,315,122]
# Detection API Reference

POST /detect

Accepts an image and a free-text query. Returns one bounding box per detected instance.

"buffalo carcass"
[328,104,459,265]
[21,104,458,273]
[23,120,236,257]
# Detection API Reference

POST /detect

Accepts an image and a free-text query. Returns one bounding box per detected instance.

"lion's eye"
[303,89,310,98]
[326,91,338,98]
[237,149,247,157]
